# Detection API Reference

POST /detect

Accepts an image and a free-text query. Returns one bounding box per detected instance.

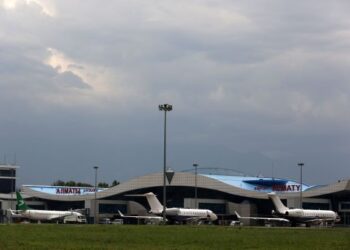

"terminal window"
[0,179,15,193]
[303,202,330,210]
[340,203,350,210]
[0,170,15,177]
[199,203,226,214]
[99,204,127,214]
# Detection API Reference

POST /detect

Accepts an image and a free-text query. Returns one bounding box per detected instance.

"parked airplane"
[234,211,289,225]
[268,192,340,227]
[128,192,217,223]
[9,192,85,223]
[118,210,164,224]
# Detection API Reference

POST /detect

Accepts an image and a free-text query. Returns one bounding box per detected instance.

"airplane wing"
[187,217,209,225]
[47,215,61,220]
[118,210,164,220]
[7,209,24,218]
[303,218,335,224]
[47,212,74,221]
[248,217,290,223]
[47,215,68,220]
[235,211,289,223]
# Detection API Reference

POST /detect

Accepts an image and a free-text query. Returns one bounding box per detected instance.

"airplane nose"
[211,212,218,221]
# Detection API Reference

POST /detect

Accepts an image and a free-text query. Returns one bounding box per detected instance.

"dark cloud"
[0,1,350,185]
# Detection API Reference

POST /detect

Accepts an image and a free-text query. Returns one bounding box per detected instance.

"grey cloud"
[53,71,90,89]
[1,1,350,185]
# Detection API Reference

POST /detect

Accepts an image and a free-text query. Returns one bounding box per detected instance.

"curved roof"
[201,175,311,192]
[21,172,350,201]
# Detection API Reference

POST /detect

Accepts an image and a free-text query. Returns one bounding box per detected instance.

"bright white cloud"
[43,48,148,110]
[28,0,55,17]
[143,0,253,33]
[1,0,55,16]
[2,0,16,9]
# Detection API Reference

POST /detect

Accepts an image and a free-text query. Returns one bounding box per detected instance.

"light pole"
[10,167,14,209]
[10,167,15,223]
[193,163,198,209]
[93,166,99,224]
[297,163,304,208]
[159,103,172,223]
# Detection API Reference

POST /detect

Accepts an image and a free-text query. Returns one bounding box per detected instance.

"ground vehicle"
[230,220,243,227]
[99,218,111,224]
[63,214,87,224]
[112,219,124,225]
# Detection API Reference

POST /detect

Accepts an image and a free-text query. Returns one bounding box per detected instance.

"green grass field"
[0,224,349,249]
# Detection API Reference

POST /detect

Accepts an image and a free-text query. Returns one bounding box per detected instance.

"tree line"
[51,180,120,188]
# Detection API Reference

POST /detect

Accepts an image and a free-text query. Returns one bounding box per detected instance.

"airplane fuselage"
[279,208,338,223]
[164,208,217,222]
[18,209,76,221]
[268,192,340,226]
[137,192,218,223]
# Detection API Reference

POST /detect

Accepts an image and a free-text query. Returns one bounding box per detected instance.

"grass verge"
[0,224,349,249]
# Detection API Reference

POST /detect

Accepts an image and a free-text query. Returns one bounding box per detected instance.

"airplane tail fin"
[267,192,288,214]
[7,209,16,216]
[118,210,124,217]
[144,192,163,214]
[234,211,241,219]
[16,192,29,211]
[125,192,164,214]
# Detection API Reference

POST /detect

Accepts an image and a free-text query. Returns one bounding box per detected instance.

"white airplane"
[129,192,218,223]
[268,192,340,227]
[117,210,165,224]
[9,192,85,222]
[234,211,289,225]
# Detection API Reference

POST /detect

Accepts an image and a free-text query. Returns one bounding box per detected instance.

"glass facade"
[46,200,85,211]
[26,204,46,210]
[0,167,16,193]
[199,203,226,214]
[0,179,15,193]
[99,204,127,214]
[303,202,330,210]
[340,202,350,211]
[0,170,16,177]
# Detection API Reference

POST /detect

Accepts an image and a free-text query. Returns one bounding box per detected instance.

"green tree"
[76,182,93,187]
[52,180,65,186]
[98,182,109,188]
[65,181,76,187]
[51,180,93,187]
[111,180,120,186]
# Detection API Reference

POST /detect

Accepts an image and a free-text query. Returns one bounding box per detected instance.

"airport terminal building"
[1,171,349,225]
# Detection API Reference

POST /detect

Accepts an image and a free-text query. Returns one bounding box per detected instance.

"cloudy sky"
[1,0,350,186]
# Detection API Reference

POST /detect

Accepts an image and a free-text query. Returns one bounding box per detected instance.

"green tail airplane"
[10,191,85,222]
